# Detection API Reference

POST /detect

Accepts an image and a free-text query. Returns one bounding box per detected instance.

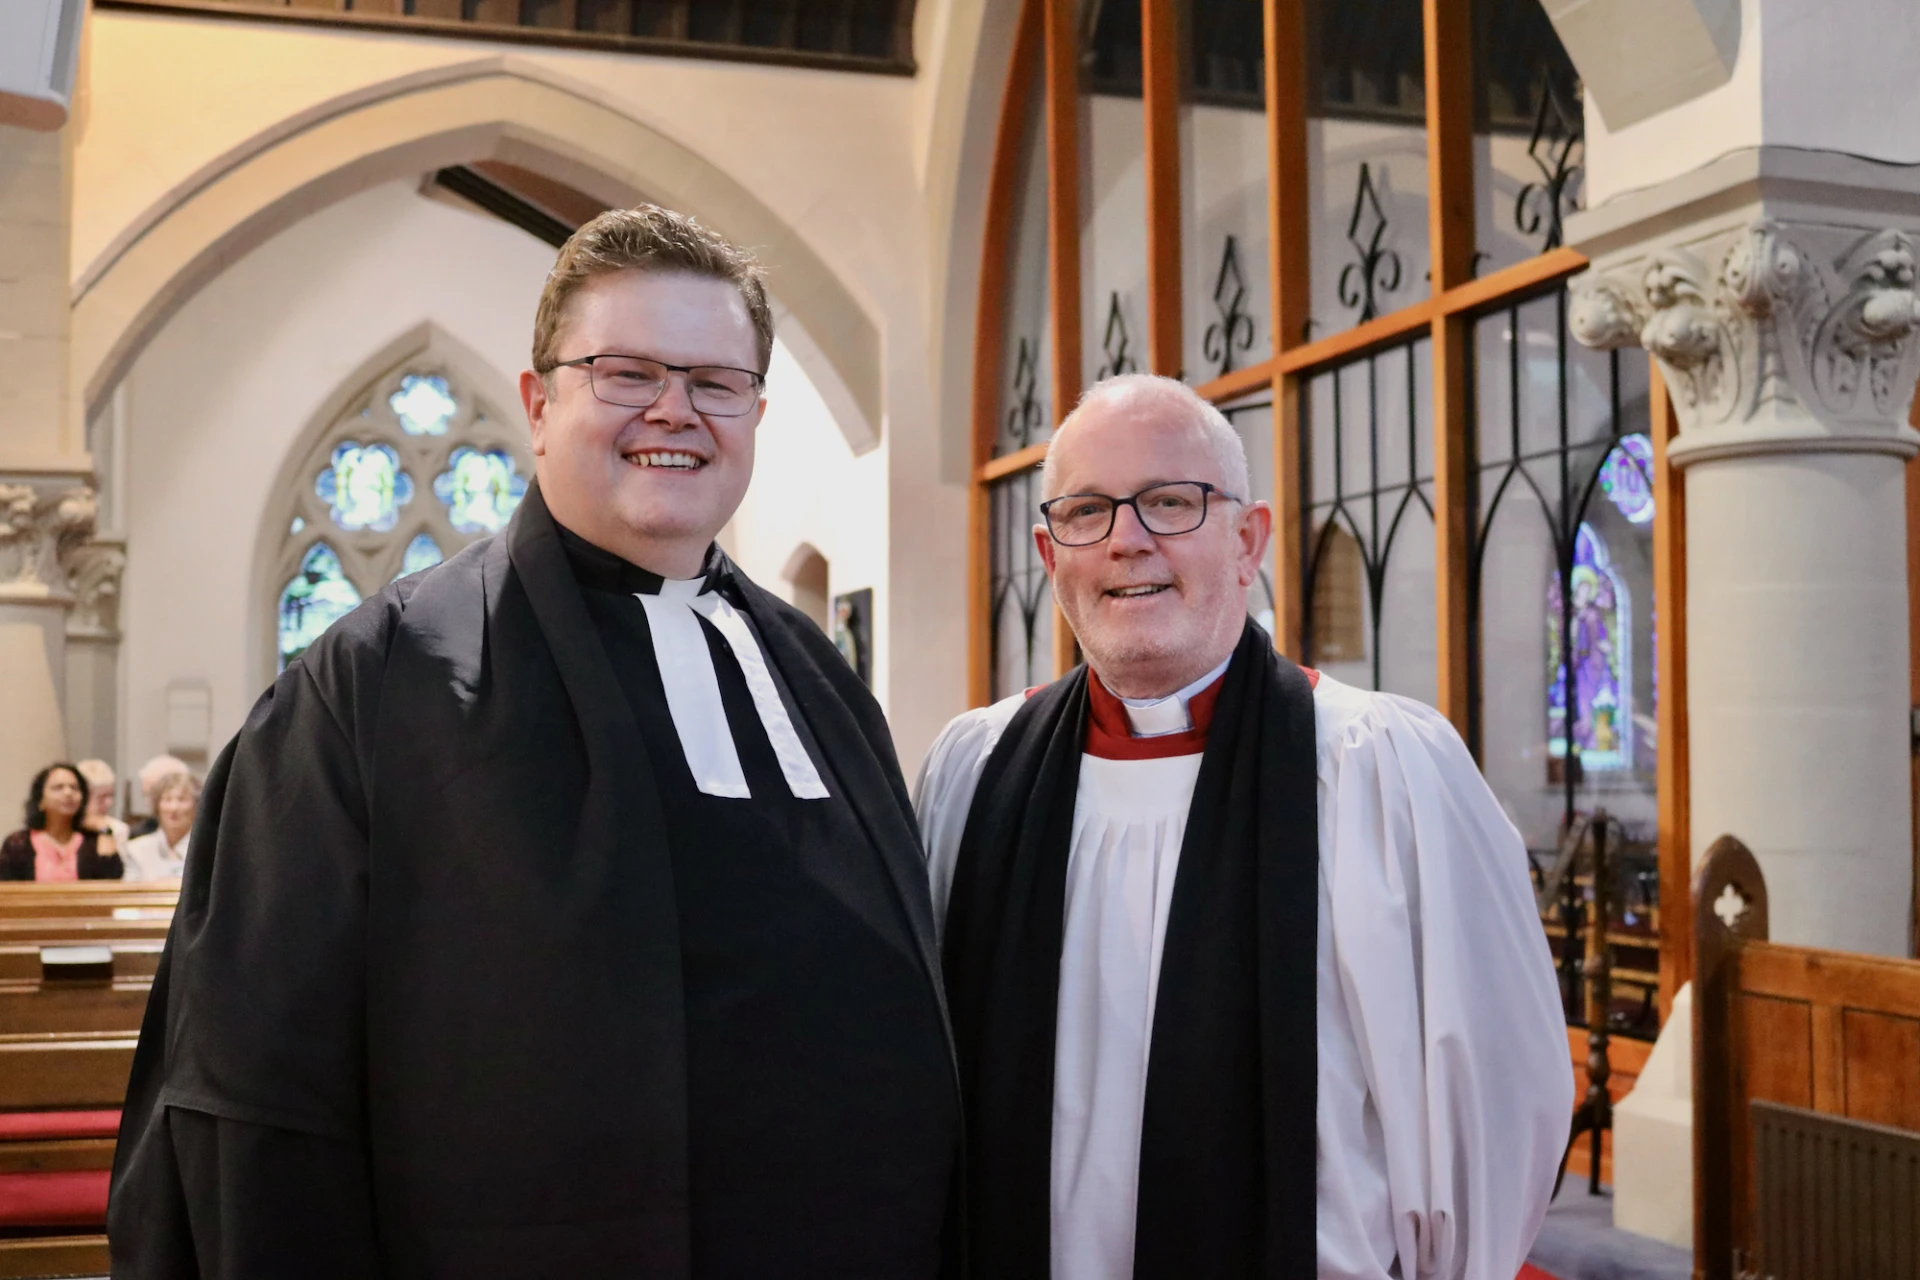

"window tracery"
[273,356,529,669]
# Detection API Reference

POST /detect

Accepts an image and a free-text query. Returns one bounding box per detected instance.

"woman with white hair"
[74,759,132,854]
[122,772,200,881]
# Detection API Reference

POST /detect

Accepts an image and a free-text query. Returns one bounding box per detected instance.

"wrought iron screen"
[1296,336,1437,702]
[1471,285,1659,1038]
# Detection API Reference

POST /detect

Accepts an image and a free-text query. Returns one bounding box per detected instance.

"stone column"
[1573,175,1920,959]
[64,537,125,766]
[0,120,96,803]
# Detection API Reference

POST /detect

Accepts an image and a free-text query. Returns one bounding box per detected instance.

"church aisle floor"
[1527,1186,1691,1280]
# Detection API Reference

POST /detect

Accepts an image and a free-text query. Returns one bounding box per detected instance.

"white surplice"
[914,669,1572,1280]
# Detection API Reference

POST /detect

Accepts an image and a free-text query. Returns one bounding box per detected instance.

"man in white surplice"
[915,374,1570,1280]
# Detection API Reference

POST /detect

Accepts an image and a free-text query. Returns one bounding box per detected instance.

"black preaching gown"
[108,481,958,1279]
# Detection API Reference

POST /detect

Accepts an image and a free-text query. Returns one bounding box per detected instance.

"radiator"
[1750,1100,1920,1280]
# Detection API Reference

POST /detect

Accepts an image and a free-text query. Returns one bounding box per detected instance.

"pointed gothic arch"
[73,58,883,456]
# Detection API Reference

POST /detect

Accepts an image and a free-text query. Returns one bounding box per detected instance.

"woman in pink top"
[0,763,125,880]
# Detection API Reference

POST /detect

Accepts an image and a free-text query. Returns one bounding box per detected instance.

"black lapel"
[724,566,950,1023]
[941,668,1091,1280]
[501,481,693,1276]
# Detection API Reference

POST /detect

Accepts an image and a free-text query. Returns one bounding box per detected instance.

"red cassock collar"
[1032,663,1320,761]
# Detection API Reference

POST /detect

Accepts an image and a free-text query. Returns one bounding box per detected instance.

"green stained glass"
[278,542,361,670]
[395,532,443,581]
[433,447,527,534]
[390,374,456,436]
[317,442,413,532]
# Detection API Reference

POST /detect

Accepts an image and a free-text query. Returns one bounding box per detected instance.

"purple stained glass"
[1598,433,1655,525]
[1547,522,1633,772]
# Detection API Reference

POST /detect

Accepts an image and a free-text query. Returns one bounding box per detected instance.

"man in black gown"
[109,206,959,1278]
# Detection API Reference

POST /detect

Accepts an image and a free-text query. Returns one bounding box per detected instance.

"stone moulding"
[66,540,127,640]
[1570,219,1920,467]
[0,476,97,603]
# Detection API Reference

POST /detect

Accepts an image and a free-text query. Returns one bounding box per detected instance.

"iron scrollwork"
[1005,336,1044,450]
[1515,71,1584,254]
[1338,163,1403,322]
[1203,235,1257,379]
[1095,292,1139,381]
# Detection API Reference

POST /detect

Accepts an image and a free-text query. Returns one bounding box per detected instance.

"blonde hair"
[531,205,773,375]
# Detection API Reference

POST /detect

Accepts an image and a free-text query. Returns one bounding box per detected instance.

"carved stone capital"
[0,475,98,605]
[1570,219,1920,466]
[66,539,126,640]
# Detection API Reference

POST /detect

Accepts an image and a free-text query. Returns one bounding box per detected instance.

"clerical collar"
[557,524,726,597]
[557,522,828,803]
[1084,658,1231,761]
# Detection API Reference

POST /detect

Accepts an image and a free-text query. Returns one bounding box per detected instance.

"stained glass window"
[279,359,529,682]
[1547,522,1633,772]
[279,542,362,670]
[317,442,414,532]
[1598,433,1655,525]
[434,447,527,534]
[395,533,444,580]
[390,374,457,436]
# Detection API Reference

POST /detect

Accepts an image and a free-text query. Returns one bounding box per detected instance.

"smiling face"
[521,269,766,577]
[1037,384,1272,699]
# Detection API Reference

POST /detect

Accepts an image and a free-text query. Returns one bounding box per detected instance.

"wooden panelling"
[0,981,152,1037]
[1842,1009,1920,1131]
[1741,943,1920,1019]
[1741,994,1814,1110]
[966,0,1041,708]
[1043,0,1082,680]
[1141,0,1183,376]
[0,1237,109,1279]
[1265,0,1310,659]
[1430,314,1473,735]
[1910,394,1920,954]
[0,1033,137,1110]
[977,440,1049,484]
[1650,363,1689,1023]
[0,1136,116,1176]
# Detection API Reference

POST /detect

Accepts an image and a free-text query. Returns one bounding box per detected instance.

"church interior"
[1,0,1918,1275]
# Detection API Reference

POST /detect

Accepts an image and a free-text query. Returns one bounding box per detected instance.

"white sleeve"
[1313,685,1571,1280]
[911,695,1025,943]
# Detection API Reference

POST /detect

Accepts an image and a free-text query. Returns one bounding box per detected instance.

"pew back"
[1693,836,1920,1280]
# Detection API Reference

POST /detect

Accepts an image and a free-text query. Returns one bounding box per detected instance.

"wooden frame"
[964,0,1691,1022]
[95,0,920,75]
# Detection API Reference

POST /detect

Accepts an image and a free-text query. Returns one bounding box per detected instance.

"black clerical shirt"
[562,531,958,1278]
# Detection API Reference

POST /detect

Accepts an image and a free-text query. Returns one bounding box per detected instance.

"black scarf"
[941,620,1318,1278]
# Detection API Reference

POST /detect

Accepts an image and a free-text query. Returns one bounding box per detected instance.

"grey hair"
[1040,373,1252,499]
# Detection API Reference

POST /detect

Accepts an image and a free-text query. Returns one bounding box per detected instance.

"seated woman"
[121,771,199,882]
[0,763,125,880]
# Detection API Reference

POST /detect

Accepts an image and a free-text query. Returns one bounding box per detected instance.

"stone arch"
[73,56,882,455]
[780,541,831,631]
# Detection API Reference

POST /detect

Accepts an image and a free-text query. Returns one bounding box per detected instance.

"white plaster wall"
[118,178,882,781]
[725,341,892,701]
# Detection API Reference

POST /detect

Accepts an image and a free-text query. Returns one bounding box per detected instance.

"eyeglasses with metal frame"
[546,354,766,417]
[1039,481,1243,547]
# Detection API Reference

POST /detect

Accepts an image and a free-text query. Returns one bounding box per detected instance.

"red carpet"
[1519,1265,1561,1280]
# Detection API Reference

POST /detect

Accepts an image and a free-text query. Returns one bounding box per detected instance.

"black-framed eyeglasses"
[546,354,766,417]
[1039,481,1242,547]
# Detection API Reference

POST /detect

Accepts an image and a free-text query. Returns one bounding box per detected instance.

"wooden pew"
[1693,836,1920,1280]
[0,1031,135,1278]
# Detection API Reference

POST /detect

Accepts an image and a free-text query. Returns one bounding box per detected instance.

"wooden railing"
[95,0,917,74]
[1693,835,1920,1280]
